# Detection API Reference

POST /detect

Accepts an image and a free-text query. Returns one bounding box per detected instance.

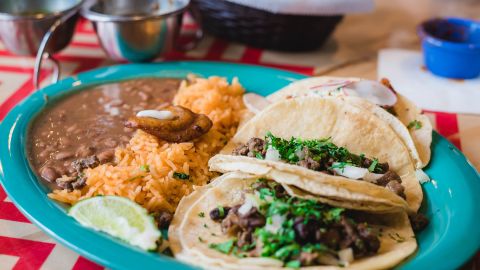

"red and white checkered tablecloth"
[0,18,479,270]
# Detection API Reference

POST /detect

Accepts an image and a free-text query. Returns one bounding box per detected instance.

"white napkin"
[225,0,374,15]
[378,49,480,115]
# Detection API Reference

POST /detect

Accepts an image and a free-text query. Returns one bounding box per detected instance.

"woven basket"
[190,0,344,52]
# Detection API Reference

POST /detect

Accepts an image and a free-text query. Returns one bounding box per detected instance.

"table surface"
[0,0,479,269]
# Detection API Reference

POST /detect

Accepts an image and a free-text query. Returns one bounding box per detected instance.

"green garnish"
[255,151,264,159]
[258,185,276,200]
[266,216,273,225]
[218,206,225,218]
[301,243,329,253]
[252,181,346,264]
[173,172,190,180]
[324,208,345,222]
[206,180,377,267]
[241,242,256,251]
[198,212,205,218]
[209,239,236,254]
[264,132,388,173]
[203,223,209,228]
[274,244,301,261]
[286,260,301,268]
[232,246,248,258]
[331,161,349,172]
[265,132,366,169]
[139,164,150,172]
[368,158,378,172]
[407,120,422,130]
[198,236,205,243]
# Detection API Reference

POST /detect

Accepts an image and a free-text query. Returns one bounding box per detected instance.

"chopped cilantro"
[266,216,273,225]
[204,179,379,267]
[139,164,150,172]
[209,239,236,254]
[324,208,345,222]
[232,246,250,258]
[273,244,300,261]
[286,260,301,268]
[259,187,276,200]
[264,132,374,171]
[407,120,422,130]
[203,223,209,228]
[198,212,205,218]
[255,151,264,159]
[368,158,378,172]
[302,243,328,253]
[218,206,225,218]
[252,181,349,265]
[173,172,190,180]
[331,161,349,172]
[241,242,256,251]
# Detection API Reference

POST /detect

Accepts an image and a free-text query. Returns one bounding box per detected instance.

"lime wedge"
[69,196,160,251]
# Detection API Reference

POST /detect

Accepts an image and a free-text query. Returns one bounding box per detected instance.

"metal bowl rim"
[0,0,84,21]
[81,0,189,23]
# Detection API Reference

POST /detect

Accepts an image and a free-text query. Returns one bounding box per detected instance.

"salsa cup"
[418,17,480,79]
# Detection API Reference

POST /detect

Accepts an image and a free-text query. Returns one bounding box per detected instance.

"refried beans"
[27,78,181,190]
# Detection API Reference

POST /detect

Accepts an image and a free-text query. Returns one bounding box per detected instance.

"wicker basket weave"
[191,0,344,51]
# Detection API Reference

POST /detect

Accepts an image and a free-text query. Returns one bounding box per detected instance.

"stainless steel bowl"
[82,0,192,62]
[0,0,82,56]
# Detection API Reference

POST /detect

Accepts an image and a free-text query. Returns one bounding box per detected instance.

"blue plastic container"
[418,17,480,79]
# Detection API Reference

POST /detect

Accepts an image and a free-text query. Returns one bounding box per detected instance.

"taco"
[169,172,417,270]
[266,76,433,169]
[209,96,423,212]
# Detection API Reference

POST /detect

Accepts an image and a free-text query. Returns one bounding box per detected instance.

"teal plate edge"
[0,61,479,270]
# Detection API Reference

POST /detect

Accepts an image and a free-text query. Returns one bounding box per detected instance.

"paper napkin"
[378,49,480,115]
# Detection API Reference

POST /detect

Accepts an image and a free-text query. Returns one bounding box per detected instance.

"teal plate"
[0,62,479,270]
